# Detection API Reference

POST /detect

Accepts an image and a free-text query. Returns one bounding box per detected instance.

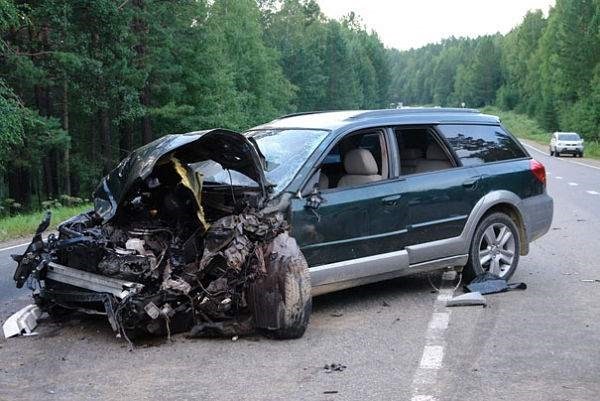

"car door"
[289,128,409,269]
[398,127,484,255]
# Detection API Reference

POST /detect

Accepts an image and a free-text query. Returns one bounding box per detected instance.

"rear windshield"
[195,129,327,193]
[439,124,527,166]
[558,133,581,141]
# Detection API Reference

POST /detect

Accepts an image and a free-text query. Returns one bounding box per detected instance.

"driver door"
[289,128,409,284]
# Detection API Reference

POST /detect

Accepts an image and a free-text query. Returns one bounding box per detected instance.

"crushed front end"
[10,129,311,343]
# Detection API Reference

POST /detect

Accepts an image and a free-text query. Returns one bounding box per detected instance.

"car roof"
[250,108,501,132]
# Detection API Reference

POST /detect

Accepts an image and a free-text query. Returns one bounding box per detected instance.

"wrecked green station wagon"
[8,108,553,341]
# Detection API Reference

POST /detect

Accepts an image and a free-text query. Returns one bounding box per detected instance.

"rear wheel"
[464,212,520,281]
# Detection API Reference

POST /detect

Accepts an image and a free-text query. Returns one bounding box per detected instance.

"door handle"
[382,194,402,205]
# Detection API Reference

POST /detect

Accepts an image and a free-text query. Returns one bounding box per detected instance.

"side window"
[316,129,389,190]
[438,124,527,166]
[395,127,455,175]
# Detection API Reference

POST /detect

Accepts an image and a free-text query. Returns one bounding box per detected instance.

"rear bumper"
[521,193,553,243]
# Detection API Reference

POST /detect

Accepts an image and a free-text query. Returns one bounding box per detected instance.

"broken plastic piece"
[446,292,487,307]
[3,304,42,338]
[465,272,527,295]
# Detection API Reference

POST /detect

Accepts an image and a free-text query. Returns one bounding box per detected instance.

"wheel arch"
[467,191,529,256]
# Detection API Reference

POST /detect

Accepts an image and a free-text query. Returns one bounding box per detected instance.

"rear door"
[395,127,484,251]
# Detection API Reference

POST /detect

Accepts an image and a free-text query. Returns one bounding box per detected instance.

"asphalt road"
[1,141,599,401]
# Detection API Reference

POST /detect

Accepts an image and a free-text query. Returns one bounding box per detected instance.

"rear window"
[438,124,527,166]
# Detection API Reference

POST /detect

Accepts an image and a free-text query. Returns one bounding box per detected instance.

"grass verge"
[0,204,91,243]
[482,106,600,159]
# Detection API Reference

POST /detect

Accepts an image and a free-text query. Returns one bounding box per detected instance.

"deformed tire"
[248,232,312,339]
[463,212,521,281]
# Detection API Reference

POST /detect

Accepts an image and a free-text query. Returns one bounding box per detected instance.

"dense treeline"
[0,0,389,211]
[388,0,600,143]
[2,0,600,213]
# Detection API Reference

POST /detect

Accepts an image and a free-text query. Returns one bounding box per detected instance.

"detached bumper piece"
[3,305,42,338]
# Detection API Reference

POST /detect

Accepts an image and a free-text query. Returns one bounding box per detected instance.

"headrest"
[401,148,423,160]
[426,144,447,160]
[344,148,378,175]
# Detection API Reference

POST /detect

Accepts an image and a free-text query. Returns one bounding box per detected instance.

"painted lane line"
[429,313,450,331]
[522,142,600,171]
[419,346,444,369]
[411,396,437,401]
[586,190,600,195]
[555,176,563,180]
[0,242,29,252]
[568,182,579,186]
[410,271,457,401]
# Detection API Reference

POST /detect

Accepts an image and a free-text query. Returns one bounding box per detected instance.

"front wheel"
[549,148,554,156]
[249,233,312,339]
[464,212,520,281]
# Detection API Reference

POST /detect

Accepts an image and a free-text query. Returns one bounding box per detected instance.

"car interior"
[312,127,455,191]
[395,127,454,175]
[317,129,388,190]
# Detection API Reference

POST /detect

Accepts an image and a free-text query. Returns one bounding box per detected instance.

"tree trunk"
[62,78,71,195]
[100,110,112,175]
[133,0,152,144]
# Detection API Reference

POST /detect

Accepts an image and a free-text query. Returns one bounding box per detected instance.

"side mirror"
[305,187,324,210]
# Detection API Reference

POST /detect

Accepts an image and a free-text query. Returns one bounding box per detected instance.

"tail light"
[530,159,546,185]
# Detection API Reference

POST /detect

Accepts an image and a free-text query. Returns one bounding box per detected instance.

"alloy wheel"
[477,223,516,278]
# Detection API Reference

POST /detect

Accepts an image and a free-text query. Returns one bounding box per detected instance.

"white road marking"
[429,313,450,331]
[555,176,563,180]
[522,142,600,171]
[568,182,579,186]
[411,396,437,401]
[410,271,457,401]
[0,242,29,252]
[419,346,444,369]
[586,190,600,195]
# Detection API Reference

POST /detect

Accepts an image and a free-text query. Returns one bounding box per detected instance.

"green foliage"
[0,0,392,216]
[4,0,599,222]
[389,0,600,145]
[0,203,92,242]
[483,105,600,160]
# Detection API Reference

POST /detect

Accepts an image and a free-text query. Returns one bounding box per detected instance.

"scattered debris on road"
[2,304,42,338]
[446,292,487,307]
[323,363,347,373]
[465,273,527,295]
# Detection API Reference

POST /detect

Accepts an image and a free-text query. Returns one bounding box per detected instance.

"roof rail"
[347,107,480,120]
[275,111,329,120]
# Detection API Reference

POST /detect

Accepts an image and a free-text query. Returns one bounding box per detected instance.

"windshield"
[558,133,581,141]
[193,129,328,193]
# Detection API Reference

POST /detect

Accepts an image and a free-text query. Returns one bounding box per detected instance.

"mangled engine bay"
[11,130,311,342]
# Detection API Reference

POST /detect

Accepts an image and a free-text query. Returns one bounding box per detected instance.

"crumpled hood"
[93,129,267,221]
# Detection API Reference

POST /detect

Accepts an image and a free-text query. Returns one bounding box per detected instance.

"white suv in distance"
[550,132,584,157]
